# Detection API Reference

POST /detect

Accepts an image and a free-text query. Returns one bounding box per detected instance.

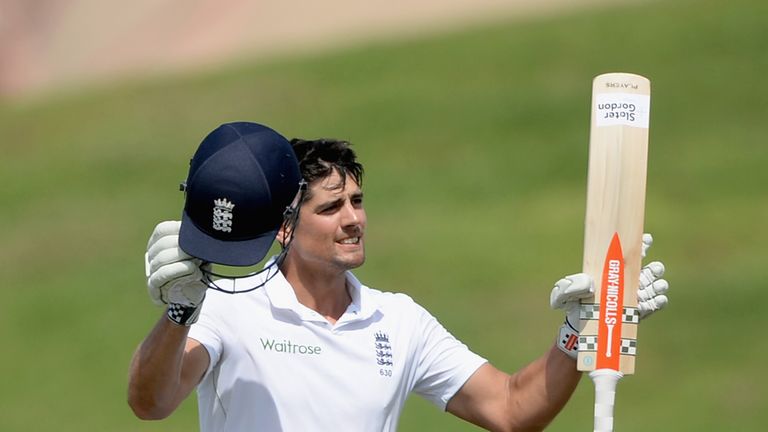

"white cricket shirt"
[188,268,487,432]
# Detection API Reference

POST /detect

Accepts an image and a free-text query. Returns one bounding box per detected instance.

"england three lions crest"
[374,331,393,368]
[213,198,235,232]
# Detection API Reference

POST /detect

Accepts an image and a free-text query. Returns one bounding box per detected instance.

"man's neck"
[279,259,352,324]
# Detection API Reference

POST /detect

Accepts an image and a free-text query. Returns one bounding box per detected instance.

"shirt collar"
[264,269,380,323]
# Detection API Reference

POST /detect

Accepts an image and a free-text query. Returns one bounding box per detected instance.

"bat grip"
[589,369,624,432]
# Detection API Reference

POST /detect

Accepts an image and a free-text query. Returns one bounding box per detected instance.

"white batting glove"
[637,234,669,319]
[145,221,208,326]
[551,273,593,359]
[552,234,669,359]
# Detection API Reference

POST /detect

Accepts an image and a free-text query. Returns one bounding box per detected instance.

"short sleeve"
[410,304,487,410]
[188,303,224,379]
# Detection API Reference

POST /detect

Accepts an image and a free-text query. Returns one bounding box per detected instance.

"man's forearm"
[128,315,190,419]
[505,345,582,431]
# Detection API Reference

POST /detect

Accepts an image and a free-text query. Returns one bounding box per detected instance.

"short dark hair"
[290,138,364,202]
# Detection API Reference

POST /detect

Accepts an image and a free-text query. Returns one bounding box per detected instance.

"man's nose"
[340,201,360,226]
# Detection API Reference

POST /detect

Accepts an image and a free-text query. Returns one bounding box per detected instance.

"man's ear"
[277,221,290,247]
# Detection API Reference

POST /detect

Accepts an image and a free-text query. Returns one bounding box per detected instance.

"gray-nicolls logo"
[212,198,235,232]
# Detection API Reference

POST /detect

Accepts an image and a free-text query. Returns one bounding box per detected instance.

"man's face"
[287,170,366,272]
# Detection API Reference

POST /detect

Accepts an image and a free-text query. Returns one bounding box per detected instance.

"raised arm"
[128,317,209,419]
[447,235,669,431]
[127,221,210,419]
[447,348,580,432]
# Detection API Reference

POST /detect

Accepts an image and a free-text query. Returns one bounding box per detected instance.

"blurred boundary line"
[0,0,648,102]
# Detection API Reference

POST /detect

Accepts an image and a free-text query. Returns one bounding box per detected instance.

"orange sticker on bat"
[596,233,624,370]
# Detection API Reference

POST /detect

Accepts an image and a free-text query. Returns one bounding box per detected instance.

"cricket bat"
[576,72,651,432]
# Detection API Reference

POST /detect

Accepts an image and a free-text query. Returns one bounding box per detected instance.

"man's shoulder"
[359,283,431,317]
[199,279,270,314]
[363,285,413,302]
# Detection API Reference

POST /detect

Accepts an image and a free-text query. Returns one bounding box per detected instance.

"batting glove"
[552,234,669,359]
[145,221,208,326]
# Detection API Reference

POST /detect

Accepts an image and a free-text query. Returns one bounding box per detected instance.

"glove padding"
[551,234,669,358]
[145,221,208,325]
[637,260,669,318]
[550,272,593,331]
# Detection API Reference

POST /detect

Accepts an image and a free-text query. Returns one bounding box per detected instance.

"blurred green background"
[1,0,766,430]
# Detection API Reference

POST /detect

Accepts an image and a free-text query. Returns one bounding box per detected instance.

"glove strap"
[556,318,579,360]
[167,303,202,326]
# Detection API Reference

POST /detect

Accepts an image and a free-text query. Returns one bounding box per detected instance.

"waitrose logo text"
[260,338,323,355]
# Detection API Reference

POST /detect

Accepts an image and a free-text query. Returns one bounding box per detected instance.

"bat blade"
[577,72,650,376]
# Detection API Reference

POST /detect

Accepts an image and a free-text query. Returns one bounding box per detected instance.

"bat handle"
[589,369,624,432]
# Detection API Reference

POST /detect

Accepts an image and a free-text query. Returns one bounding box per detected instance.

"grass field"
[1,0,766,430]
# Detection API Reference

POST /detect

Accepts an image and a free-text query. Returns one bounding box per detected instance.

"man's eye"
[319,204,339,214]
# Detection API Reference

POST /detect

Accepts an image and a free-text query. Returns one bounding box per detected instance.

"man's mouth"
[339,237,360,245]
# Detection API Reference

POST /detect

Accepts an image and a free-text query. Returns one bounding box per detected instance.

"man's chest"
[222,316,415,411]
